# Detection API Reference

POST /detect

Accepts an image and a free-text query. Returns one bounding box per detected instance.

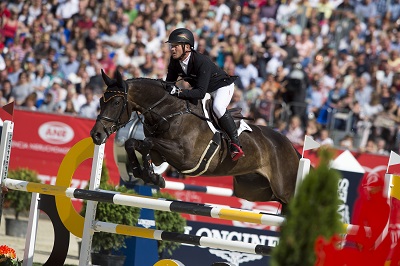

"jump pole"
[164,151,312,198]
[79,143,104,265]
[5,178,285,227]
[0,121,13,225]
[94,221,273,256]
[164,181,234,197]
[6,177,367,235]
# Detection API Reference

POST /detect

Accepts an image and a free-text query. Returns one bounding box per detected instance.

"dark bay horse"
[90,70,300,210]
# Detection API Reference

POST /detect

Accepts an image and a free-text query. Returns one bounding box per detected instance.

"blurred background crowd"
[0,0,400,155]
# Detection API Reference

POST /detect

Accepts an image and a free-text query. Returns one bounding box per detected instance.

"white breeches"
[210,83,234,118]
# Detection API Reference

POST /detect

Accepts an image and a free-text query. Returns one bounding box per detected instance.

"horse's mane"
[126,77,168,91]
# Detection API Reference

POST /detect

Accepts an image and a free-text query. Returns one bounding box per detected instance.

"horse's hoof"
[157,175,166,188]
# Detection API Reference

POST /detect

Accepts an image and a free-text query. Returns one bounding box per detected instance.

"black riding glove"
[165,84,174,93]
[170,86,181,97]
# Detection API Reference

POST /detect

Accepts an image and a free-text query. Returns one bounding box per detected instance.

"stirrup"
[230,143,244,161]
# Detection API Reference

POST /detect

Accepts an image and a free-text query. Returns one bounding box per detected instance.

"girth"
[181,132,221,176]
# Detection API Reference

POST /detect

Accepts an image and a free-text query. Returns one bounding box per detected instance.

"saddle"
[201,94,252,136]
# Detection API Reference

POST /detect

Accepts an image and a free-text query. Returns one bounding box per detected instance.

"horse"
[90,70,300,212]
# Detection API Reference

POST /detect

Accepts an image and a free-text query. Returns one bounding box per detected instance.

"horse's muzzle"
[90,129,107,145]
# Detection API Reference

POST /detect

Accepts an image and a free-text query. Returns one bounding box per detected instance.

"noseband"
[96,90,131,137]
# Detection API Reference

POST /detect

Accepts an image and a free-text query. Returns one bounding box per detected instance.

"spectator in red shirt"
[0,2,11,19]
[76,9,94,32]
[1,7,21,45]
[98,46,116,77]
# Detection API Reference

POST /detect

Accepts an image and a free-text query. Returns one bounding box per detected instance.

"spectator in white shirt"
[214,0,231,23]
[318,128,334,146]
[55,0,79,20]
[78,86,99,119]
[101,23,129,53]
[150,12,166,41]
[235,54,259,90]
[276,0,298,26]
[0,53,5,72]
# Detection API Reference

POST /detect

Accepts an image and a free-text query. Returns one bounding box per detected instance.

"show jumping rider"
[165,28,245,161]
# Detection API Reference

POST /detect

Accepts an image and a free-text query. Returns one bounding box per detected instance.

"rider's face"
[170,43,190,60]
[170,43,183,60]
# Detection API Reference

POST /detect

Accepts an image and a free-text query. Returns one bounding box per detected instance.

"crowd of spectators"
[0,0,400,155]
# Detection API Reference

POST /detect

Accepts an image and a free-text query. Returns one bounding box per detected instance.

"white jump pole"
[295,135,319,196]
[295,158,311,196]
[0,121,13,183]
[23,192,40,266]
[0,121,14,225]
[163,181,234,197]
[0,120,39,266]
[78,143,105,266]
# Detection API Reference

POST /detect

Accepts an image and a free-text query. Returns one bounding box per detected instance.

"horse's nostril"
[90,131,99,141]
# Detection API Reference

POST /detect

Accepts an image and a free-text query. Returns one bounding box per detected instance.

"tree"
[271,148,344,266]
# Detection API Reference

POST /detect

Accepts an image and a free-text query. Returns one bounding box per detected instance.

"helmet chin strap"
[178,44,191,61]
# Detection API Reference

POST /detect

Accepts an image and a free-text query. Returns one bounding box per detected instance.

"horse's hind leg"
[258,165,297,215]
[233,173,274,202]
[234,173,290,215]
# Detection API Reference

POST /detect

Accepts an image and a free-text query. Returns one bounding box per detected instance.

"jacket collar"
[186,50,195,74]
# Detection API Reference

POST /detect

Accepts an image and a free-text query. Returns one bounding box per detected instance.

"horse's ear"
[115,71,128,92]
[101,69,113,86]
[115,70,123,87]
[115,71,127,92]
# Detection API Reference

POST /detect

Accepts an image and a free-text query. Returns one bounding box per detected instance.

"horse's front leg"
[124,138,143,179]
[125,138,166,188]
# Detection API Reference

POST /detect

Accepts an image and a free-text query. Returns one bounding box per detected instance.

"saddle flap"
[204,96,243,130]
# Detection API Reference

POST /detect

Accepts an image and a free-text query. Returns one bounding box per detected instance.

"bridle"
[96,88,132,137]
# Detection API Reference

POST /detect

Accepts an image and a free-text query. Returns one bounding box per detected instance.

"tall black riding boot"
[218,112,244,161]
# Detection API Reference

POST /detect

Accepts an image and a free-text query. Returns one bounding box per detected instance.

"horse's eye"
[114,100,120,106]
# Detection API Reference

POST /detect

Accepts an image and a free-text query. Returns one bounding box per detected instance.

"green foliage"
[153,191,187,256]
[0,257,22,266]
[99,161,110,187]
[81,183,141,254]
[4,168,41,220]
[80,163,141,254]
[271,148,344,266]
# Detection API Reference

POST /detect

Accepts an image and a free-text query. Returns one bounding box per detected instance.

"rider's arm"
[178,59,211,100]
[165,58,179,83]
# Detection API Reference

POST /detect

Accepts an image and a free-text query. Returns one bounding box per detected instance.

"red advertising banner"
[8,110,120,209]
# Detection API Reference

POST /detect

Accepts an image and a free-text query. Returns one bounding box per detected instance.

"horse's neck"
[127,81,167,112]
[128,85,186,124]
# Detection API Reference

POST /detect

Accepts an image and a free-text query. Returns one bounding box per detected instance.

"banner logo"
[38,122,74,144]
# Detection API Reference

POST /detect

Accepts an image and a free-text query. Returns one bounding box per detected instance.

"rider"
[165,28,244,161]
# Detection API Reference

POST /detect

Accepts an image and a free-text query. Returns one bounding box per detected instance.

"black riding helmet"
[166,28,195,48]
